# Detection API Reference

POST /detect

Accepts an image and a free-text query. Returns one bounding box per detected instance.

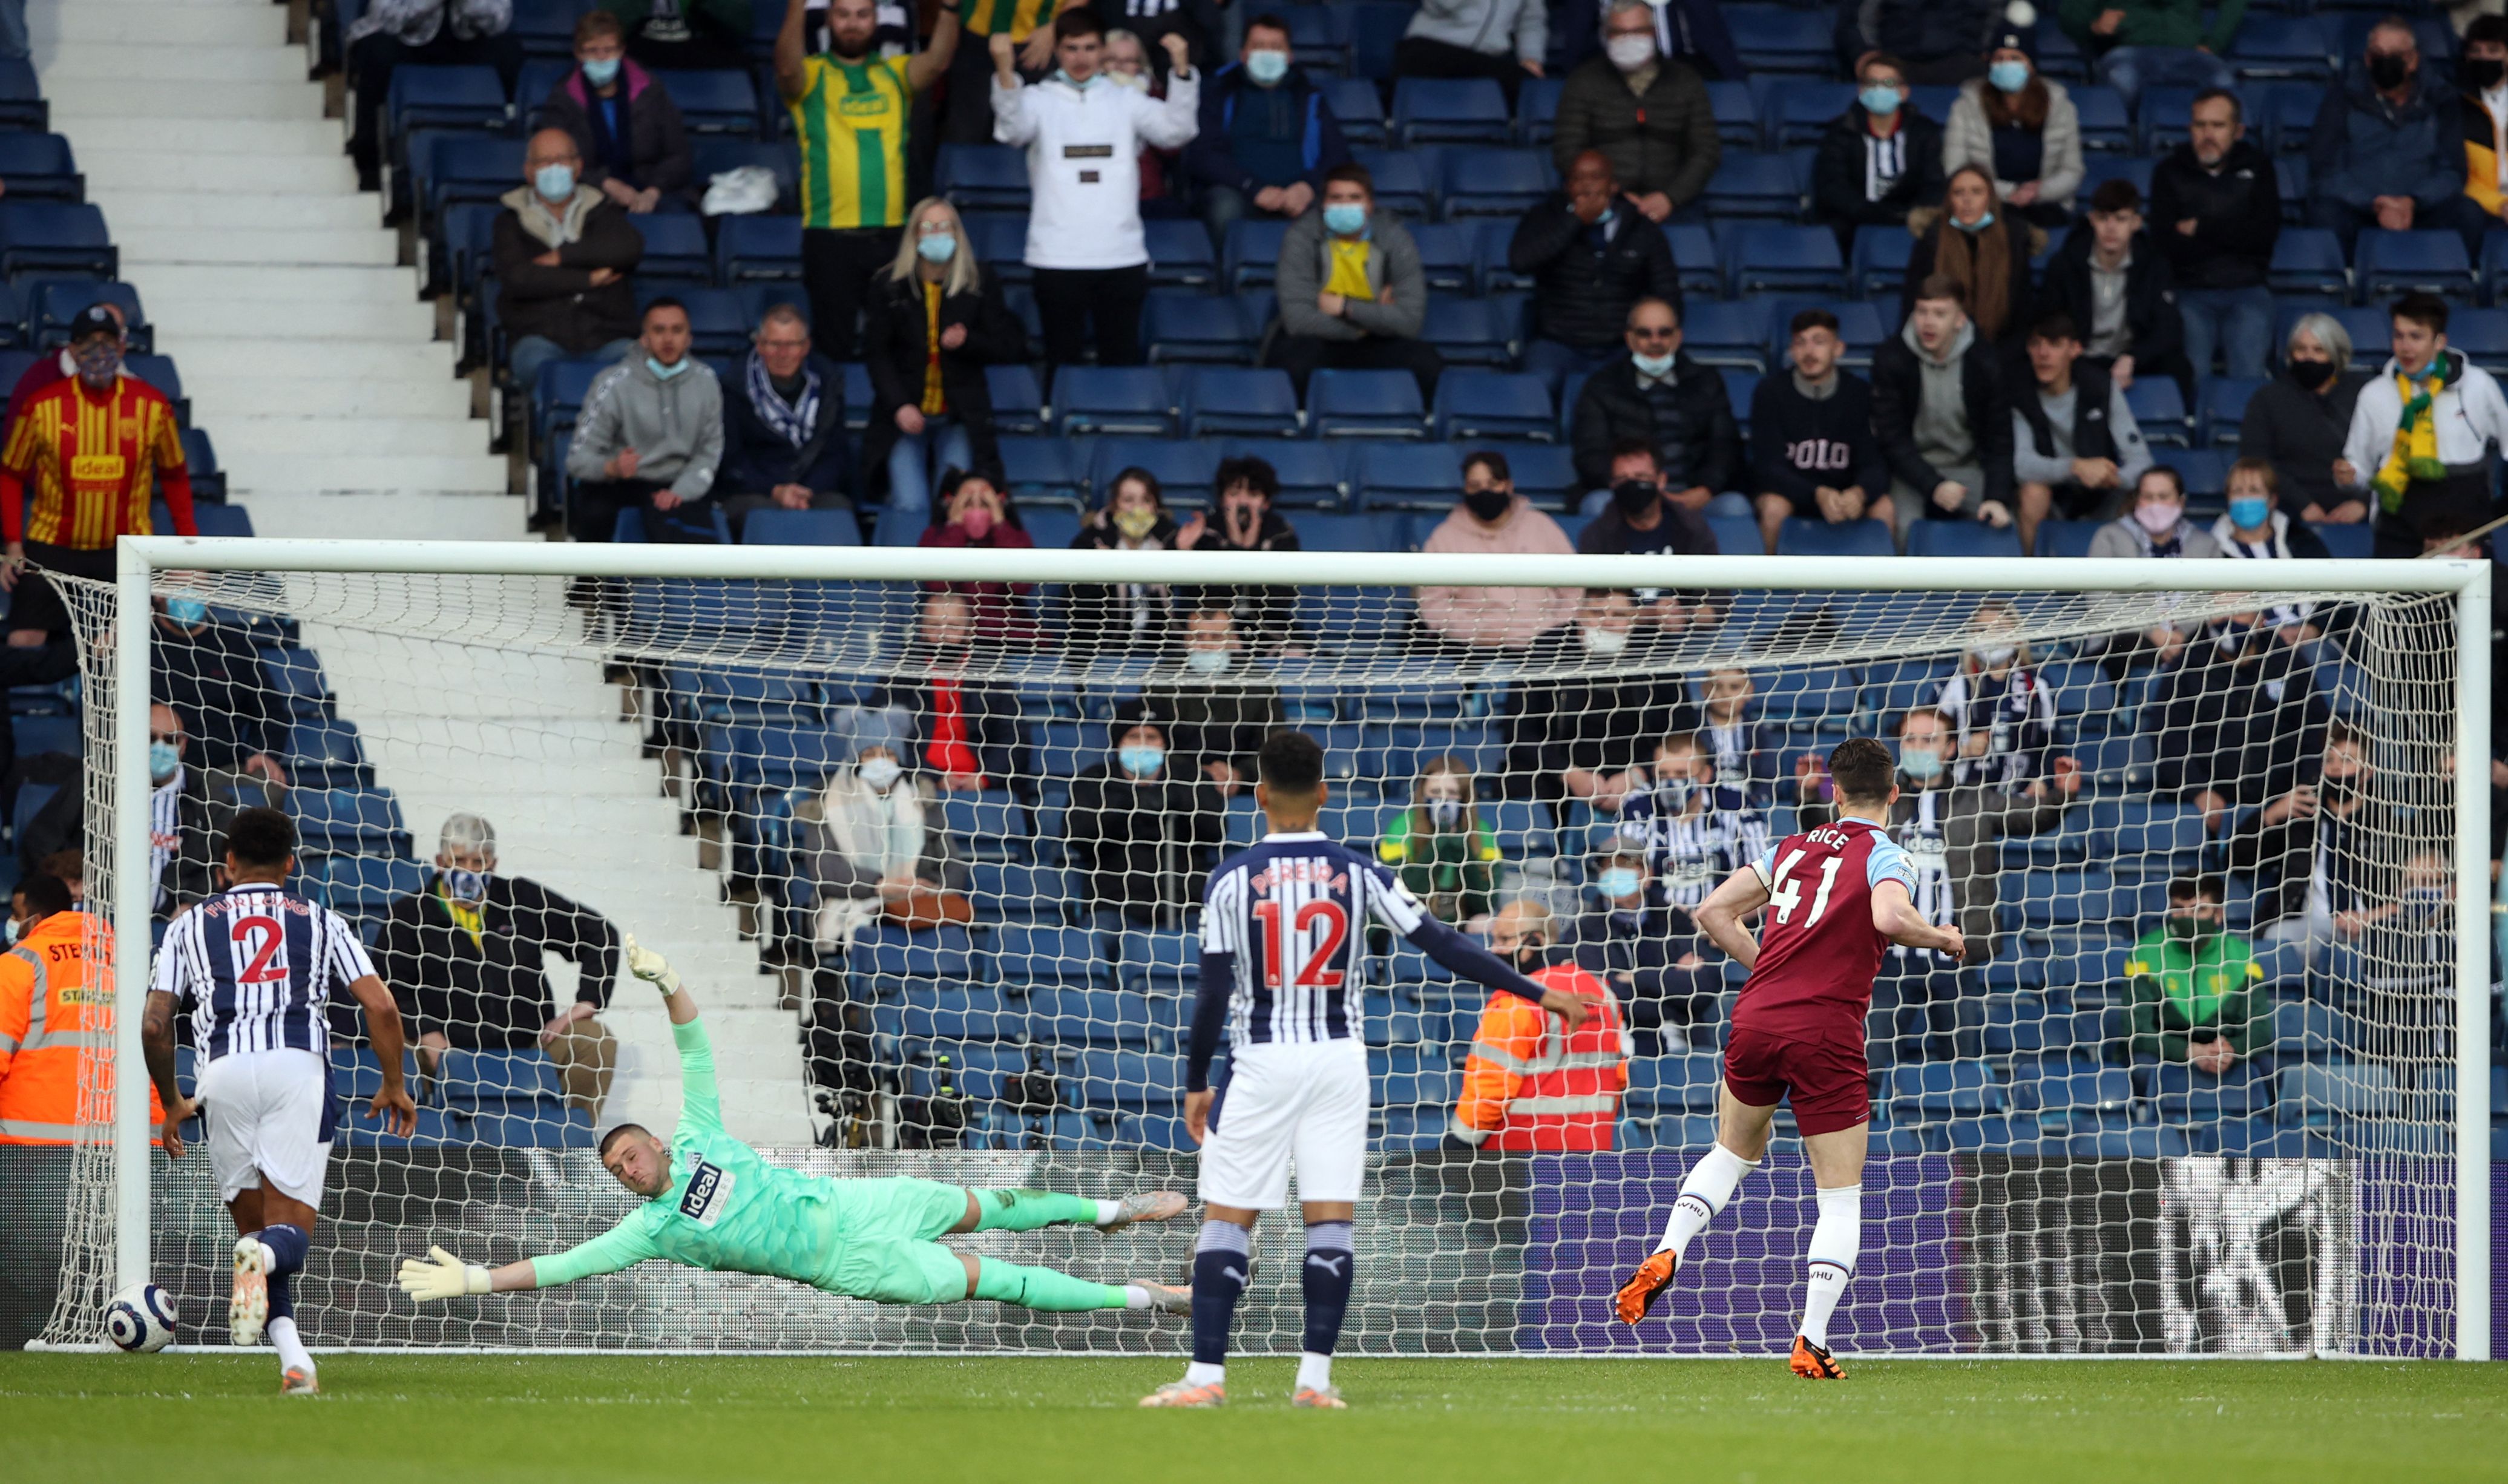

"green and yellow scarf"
[2372,362,2451,513]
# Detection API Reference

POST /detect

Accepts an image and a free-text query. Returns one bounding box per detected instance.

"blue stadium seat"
[998,436,1084,504]
[1308,368,1426,436]
[1181,365,1301,436]
[2034,519,2103,557]
[2357,228,2475,299]
[1410,222,1476,292]
[1054,366,1174,435]
[934,143,1031,212]
[2201,375,2267,445]
[1665,224,1722,299]
[741,508,860,546]
[965,212,1029,284]
[1324,76,1387,146]
[1352,442,1466,511]
[1725,4,1831,72]
[1348,148,1430,216]
[285,718,370,789]
[1516,74,1564,145]
[0,202,114,281]
[2007,1057,2133,1129]
[1721,369,1759,436]
[2136,84,2199,151]
[1885,1060,2005,1119]
[1771,82,1859,146]
[1434,370,1554,441]
[1114,930,1197,996]
[653,68,761,134]
[2449,307,2508,373]
[1706,80,1763,149]
[2230,15,2335,81]
[2273,302,2386,367]
[2127,378,2193,446]
[1624,1052,1724,1115]
[0,133,80,202]
[692,138,799,212]
[1419,294,1515,366]
[1725,225,1845,295]
[1224,218,1291,289]
[2077,154,2153,198]
[629,211,712,284]
[0,57,45,130]
[1705,513,1761,555]
[1678,300,1774,372]
[324,855,425,918]
[28,280,145,351]
[1144,218,1218,287]
[1700,153,1802,220]
[1391,76,1511,143]
[2268,228,2348,298]
[2257,82,2319,154]
[1775,517,1892,557]
[2310,520,2372,559]
[985,363,1046,434]
[1439,148,1552,217]
[632,283,745,355]
[2152,447,2225,499]
[1230,438,1342,508]
[1905,522,2025,558]
[1279,4,1348,71]
[2072,85,2132,151]
[1144,290,1256,364]
[2274,1062,2401,1125]
[715,214,803,283]
[387,65,508,141]
[513,58,576,126]
[289,787,410,856]
[2274,157,2308,223]
[1089,438,1220,507]
[508,0,586,57]
[1851,228,1913,299]
[416,133,526,218]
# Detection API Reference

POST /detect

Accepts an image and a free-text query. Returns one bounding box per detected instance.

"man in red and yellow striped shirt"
[0,307,194,641]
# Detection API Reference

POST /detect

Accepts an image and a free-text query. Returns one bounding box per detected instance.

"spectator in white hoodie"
[2339,291,2508,557]
[992,10,1200,379]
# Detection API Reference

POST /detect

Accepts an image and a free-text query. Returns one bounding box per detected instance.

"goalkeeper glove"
[399,1246,493,1302]
[624,933,681,997]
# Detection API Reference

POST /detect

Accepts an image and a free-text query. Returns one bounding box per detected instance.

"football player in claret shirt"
[1613,737,1965,1379]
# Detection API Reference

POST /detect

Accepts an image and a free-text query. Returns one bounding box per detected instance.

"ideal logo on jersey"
[679,1160,737,1226]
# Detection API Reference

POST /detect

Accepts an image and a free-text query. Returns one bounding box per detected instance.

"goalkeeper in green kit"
[398,938,1191,1316]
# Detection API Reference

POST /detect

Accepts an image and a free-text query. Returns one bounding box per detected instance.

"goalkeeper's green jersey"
[531,1019,839,1288]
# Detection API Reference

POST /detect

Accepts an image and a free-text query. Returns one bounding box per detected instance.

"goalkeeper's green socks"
[972,1258,1140,1312]
[970,1189,1115,1233]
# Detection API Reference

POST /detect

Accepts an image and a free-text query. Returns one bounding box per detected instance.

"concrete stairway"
[30,0,810,1143]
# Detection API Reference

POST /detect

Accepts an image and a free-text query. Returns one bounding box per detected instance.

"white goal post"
[33,537,2495,1358]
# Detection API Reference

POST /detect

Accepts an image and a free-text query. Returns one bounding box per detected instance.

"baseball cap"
[67,304,123,343]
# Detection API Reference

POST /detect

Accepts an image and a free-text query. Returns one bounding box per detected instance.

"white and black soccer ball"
[105,1282,177,1353]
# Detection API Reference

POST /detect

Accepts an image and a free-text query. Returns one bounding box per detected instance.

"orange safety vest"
[1453,960,1629,1151]
[0,910,162,1144]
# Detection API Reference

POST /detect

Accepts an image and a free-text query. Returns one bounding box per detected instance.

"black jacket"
[1870,329,2016,507]
[1184,60,1351,195]
[1508,195,1681,355]
[2147,138,2280,292]
[1575,496,1720,556]
[490,194,645,355]
[1836,0,2002,68]
[1140,672,1285,780]
[534,62,696,205]
[869,650,1027,791]
[1748,370,1889,502]
[2240,368,2371,517]
[1811,107,1948,238]
[151,616,282,775]
[1065,509,1185,658]
[1065,762,1226,924]
[2038,225,2185,378]
[372,873,620,1049]
[2014,355,2119,464]
[2150,626,2331,807]
[1903,223,2035,349]
[1568,351,1741,493]
[1500,623,1696,798]
[2218,789,2398,928]
[720,350,853,499]
[1178,507,1305,654]
[859,268,1029,496]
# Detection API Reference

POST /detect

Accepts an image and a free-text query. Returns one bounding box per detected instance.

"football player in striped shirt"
[142,807,417,1394]
[1140,731,1590,1410]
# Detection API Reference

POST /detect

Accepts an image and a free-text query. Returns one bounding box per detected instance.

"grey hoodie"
[565,353,725,500]
[1906,315,1979,489]
[1271,206,1426,344]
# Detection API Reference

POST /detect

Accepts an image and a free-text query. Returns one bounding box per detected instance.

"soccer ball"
[105,1282,177,1353]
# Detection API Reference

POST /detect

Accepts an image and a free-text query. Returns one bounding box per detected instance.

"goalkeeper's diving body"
[399,939,1191,1316]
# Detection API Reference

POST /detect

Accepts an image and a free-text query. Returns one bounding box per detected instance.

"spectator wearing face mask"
[1568,849,1711,1054]
[1188,14,1352,246]
[1802,705,2073,1059]
[372,812,623,1118]
[1175,455,1305,655]
[1416,448,1583,652]
[1942,30,2083,228]
[796,743,970,947]
[1696,667,1776,807]
[872,589,1028,791]
[1552,0,1718,224]
[1099,30,1184,209]
[1501,589,1693,807]
[1934,598,2070,794]
[139,703,225,923]
[1065,705,1226,924]
[1613,731,1771,925]
[1380,757,1504,928]
[2239,313,2370,525]
[497,128,646,398]
[1452,900,1627,1151]
[918,470,1040,648]
[862,197,1028,534]
[1066,465,1183,656]
[2088,465,2220,560]
[1569,297,1741,507]
[1513,148,1684,381]
[1140,606,1284,796]
[151,594,289,809]
[0,305,195,644]
[1264,162,1441,401]
[2124,874,2265,1071]
[1575,439,1725,557]
[2219,721,2398,953]
[537,10,697,215]
[563,298,726,542]
[2149,605,2331,833]
[2210,457,2332,568]
[7,301,125,430]
[1810,53,1948,252]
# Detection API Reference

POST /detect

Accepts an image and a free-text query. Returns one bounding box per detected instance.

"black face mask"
[2368,51,2411,91]
[2288,356,2337,390]
[1510,941,1549,976]
[1612,479,1660,516]
[2466,56,2506,90]
[1463,486,1511,522]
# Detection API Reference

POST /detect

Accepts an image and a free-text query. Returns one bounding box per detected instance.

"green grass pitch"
[5,1353,2506,1483]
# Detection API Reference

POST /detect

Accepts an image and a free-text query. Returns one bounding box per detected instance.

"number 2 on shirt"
[1767,849,1842,927]
[1253,899,1350,988]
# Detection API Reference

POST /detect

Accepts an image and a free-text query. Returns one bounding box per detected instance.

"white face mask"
[1969,642,2017,668]
[857,757,903,792]
[1581,625,1629,657]
[1184,647,1232,675]
[2135,501,2184,536]
[1606,33,1655,71]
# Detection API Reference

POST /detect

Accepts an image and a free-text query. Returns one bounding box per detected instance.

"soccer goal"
[23,537,2493,1359]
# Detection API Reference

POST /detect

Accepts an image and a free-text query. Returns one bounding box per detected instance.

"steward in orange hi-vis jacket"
[1452,901,1629,1151]
[0,881,162,1144]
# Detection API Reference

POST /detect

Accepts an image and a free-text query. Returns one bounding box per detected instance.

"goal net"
[27,542,2491,1358]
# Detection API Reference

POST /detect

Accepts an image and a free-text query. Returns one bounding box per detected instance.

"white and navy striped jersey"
[1615,783,1772,908]
[152,885,376,1062]
[1202,830,1427,1048]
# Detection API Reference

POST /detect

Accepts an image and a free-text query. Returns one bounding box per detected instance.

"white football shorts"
[197,1047,333,1206]
[1198,1037,1368,1210]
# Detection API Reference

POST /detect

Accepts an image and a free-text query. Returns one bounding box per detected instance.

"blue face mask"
[648,355,688,379]
[1859,84,1902,116]
[165,596,208,626]
[534,163,576,200]
[1245,48,1289,85]
[1119,744,1164,778]
[917,232,958,263]
[1900,746,1945,781]
[581,55,622,86]
[1632,350,1675,378]
[149,741,180,782]
[1597,867,1643,900]
[1988,60,2031,93]
[1955,212,1996,232]
[1322,203,1368,236]
[443,868,490,904]
[2229,496,2272,530]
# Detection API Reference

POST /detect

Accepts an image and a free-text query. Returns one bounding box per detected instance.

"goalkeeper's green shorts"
[819,1177,975,1305]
